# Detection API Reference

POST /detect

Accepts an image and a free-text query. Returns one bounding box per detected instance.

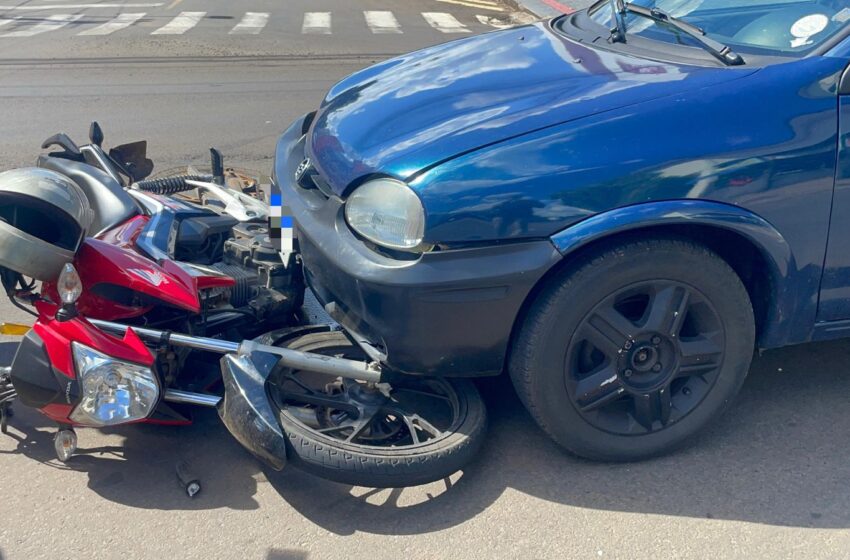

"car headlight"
[69,343,159,427]
[344,178,425,251]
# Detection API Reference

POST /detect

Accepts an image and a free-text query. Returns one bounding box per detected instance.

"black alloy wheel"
[568,280,725,435]
[510,236,755,461]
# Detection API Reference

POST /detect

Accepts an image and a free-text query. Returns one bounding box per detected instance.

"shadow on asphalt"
[3,338,850,531]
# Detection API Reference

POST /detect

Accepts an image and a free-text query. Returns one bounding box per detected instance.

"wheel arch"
[507,200,800,366]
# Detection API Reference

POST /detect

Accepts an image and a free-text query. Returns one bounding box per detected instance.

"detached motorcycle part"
[175,461,202,498]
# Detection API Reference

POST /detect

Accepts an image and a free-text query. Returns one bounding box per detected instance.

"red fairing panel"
[34,301,155,380]
[96,214,150,249]
[73,238,202,314]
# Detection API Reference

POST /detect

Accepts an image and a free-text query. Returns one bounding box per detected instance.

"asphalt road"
[3,1,850,559]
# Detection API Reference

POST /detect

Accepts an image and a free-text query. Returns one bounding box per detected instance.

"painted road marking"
[0,3,162,9]
[438,0,504,12]
[364,11,402,34]
[1,14,82,37]
[476,14,513,28]
[422,12,471,33]
[302,12,331,34]
[229,12,269,35]
[0,10,497,39]
[78,12,146,36]
[151,11,205,35]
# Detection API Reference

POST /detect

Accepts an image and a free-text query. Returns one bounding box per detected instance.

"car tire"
[269,331,487,488]
[509,236,755,461]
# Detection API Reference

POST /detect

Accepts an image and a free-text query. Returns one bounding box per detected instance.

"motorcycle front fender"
[218,351,288,471]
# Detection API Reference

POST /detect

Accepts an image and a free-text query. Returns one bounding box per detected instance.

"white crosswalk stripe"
[302,12,331,35]
[1,14,81,37]
[229,12,269,35]
[422,12,471,33]
[78,12,146,36]
[0,10,491,39]
[364,11,402,34]
[0,3,161,9]
[151,11,205,35]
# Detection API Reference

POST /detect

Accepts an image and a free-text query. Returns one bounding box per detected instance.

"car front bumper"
[273,115,562,377]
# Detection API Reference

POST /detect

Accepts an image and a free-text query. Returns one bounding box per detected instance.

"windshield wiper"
[608,0,627,43]
[608,2,745,66]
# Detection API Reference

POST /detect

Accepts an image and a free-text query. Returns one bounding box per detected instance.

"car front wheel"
[510,236,755,461]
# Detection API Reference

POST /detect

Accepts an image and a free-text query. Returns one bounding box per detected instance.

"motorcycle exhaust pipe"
[89,319,383,383]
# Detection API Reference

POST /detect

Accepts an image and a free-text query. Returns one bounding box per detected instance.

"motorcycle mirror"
[89,121,104,147]
[210,147,225,186]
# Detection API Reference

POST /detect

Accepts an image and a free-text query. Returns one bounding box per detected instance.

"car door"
[817,64,850,322]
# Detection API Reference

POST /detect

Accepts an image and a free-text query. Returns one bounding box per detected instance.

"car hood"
[308,22,756,194]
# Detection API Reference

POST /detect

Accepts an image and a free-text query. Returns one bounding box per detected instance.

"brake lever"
[41,133,83,160]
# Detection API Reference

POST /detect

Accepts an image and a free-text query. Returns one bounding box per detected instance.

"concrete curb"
[508,0,576,18]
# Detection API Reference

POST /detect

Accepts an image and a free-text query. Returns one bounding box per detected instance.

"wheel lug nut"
[652,363,662,372]
[624,369,633,378]
[651,336,661,345]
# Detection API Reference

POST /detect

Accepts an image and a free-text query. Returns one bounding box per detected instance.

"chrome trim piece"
[163,389,221,407]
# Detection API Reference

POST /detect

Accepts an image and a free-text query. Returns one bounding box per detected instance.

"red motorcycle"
[0,123,487,494]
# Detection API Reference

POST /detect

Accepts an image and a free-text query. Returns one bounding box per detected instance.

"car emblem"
[127,268,167,287]
[295,158,312,182]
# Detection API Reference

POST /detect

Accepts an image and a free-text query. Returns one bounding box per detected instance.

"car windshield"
[588,0,849,56]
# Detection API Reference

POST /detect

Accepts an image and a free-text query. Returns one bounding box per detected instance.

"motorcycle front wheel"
[266,330,488,488]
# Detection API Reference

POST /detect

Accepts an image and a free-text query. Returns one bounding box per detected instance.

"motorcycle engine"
[138,196,303,325]
[207,222,303,319]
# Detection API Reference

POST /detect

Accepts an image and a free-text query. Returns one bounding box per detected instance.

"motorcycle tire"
[268,331,487,488]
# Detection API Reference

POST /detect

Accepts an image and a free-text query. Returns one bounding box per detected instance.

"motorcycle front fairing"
[10,301,159,425]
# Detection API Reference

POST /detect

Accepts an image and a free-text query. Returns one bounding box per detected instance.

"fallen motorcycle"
[0,123,487,493]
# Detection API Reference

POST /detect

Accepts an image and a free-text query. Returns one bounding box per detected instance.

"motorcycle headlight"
[344,178,426,251]
[69,343,159,427]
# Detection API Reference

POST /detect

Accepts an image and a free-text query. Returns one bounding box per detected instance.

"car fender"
[549,200,801,348]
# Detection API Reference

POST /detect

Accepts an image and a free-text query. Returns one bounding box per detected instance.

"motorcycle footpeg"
[218,351,288,471]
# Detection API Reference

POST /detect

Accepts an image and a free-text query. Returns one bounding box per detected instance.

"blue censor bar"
[269,188,294,264]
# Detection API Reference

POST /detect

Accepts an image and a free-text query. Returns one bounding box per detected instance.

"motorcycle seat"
[36,155,139,237]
